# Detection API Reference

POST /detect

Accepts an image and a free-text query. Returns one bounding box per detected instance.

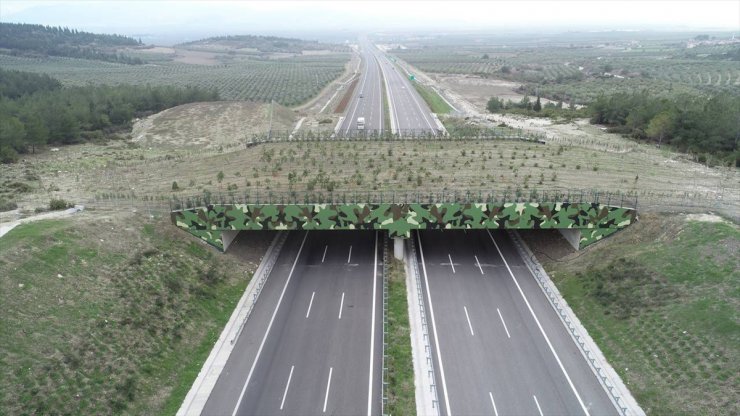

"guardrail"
[507,230,644,416]
[168,188,639,211]
[407,235,441,414]
[230,231,288,345]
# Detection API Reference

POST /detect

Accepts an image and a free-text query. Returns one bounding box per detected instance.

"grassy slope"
[0,214,260,414]
[412,81,452,114]
[545,214,739,415]
[386,258,415,415]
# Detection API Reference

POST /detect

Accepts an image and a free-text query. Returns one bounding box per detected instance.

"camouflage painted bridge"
[170,191,637,252]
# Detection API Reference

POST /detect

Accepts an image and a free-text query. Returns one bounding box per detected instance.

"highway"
[416,229,618,416]
[337,40,439,136]
[374,46,439,135]
[203,231,383,416]
[337,42,384,134]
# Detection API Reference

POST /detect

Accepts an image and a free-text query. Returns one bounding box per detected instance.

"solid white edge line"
[496,308,511,339]
[417,231,453,416]
[323,367,333,413]
[475,255,484,275]
[448,253,456,274]
[280,365,295,410]
[306,291,315,319]
[230,231,310,416]
[533,395,544,416]
[367,231,378,416]
[338,292,345,320]
[489,392,499,416]
[344,55,369,134]
[348,245,353,264]
[486,230,590,416]
[463,306,475,336]
[322,245,328,263]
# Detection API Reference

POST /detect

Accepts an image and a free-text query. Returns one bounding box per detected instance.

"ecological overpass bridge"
[170,191,637,252]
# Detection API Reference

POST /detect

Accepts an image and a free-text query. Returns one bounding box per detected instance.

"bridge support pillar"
[393,236,404,260]
[221,230,240,252]
[558,228,580,251]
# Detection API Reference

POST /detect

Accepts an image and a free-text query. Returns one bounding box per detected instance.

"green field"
[543,214,739,415]
[0,215,266,414]
[0,53,349,106]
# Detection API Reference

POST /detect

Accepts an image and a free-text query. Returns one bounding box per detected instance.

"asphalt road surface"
[337,42,384,135]
[416,229,618,416]
[374,46,439,135]
[338,40,438,136]
[203,230,383,416]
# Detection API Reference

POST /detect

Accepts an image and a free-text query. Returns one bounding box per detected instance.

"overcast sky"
[2,1,738,43]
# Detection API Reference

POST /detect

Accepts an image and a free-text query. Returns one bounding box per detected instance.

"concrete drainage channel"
[177,231,288,416]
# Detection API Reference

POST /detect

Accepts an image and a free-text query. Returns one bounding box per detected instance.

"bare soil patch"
[131,101,296,150]
[334,77,359,114]
[172,49,221,66]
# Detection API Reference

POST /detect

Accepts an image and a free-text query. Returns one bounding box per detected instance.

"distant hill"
[177,34,348,54]
[0,23,144,64]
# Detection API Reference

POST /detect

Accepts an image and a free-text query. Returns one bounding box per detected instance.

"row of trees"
[0,69,219,163]
[590,91,738,165]
[486,94,588,119]
[0,23,143,64]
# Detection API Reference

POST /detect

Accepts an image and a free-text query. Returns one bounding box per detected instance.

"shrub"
[171,181,179,191]
[49,198,72,210]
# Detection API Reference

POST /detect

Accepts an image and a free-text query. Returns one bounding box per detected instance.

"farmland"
[0,52,349,106]
[385,31,740,103]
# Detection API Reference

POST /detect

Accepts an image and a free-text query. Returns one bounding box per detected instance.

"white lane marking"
[496,308,511,339]
[533,395,544,416]
[489,392,499,416]
[323,367,333,413]
[348,245,353,264]
[486,230,590,416]
[322,245,328,263]
[231,231,310,416]
[448,253,456,274]
[367,231,378,416]
[306,291,316,318]
[464,306,474,336]
[417,232,453,416]
[344,56,369,134]
[338,292,345,320]
[475,255,484,275]
[280,365,295,410]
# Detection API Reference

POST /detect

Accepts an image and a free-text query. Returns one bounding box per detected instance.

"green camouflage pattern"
[172,202,635,250]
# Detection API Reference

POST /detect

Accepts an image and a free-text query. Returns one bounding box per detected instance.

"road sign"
[409,74,415,81]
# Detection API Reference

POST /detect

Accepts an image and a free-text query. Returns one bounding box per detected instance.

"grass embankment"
[411,81,452,114]
[385,258,415,415]
[544,214,739,415]
[0,214,263,414]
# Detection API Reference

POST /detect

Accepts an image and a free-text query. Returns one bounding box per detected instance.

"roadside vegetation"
[543,214,739,415]
[0,214,264,415]
[385,257,415,416]
[412,81,452,114]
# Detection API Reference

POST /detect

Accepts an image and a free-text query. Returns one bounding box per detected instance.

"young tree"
[646,112,673,147]
[533,95,542,112]
[486,97,503,113]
